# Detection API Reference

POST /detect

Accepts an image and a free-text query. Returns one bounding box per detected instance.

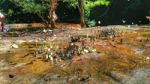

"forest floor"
[0,25,150,84]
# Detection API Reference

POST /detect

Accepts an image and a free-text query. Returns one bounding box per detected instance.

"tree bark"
[49,0,58,28]
[78,0,86,28]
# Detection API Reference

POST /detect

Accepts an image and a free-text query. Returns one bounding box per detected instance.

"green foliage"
[84,0,110,17]
[63,0,78,8]
[11,0,47,14]
[1,0,148,25]
[64,0,110,26]
[65,0,110,17]
[0,0,48,23]
[0,0,18,23]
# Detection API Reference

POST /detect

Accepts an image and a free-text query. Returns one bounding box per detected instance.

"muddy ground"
[0,25,150,84]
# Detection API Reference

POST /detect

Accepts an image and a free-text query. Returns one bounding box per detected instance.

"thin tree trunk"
[78,0,86,28]
[49,0,58,28]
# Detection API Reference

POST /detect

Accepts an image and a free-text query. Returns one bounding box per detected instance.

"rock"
[0,60,12,84]
[0,40,12,54]
[109,71,130,82]
[0,72,10,84]
[11,74,38,84]
[67,75,111,84]
[0,60,10,71]
[34,73,67,84]
[14,63,27,68]
[0,60,27,71]
[123,68,150,84]
[72,53,103,63]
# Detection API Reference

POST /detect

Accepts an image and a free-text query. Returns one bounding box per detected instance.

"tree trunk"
[78,0,86,28]
[49,0,58,28]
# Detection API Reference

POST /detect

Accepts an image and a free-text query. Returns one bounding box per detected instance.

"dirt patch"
[0,26,150,84]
